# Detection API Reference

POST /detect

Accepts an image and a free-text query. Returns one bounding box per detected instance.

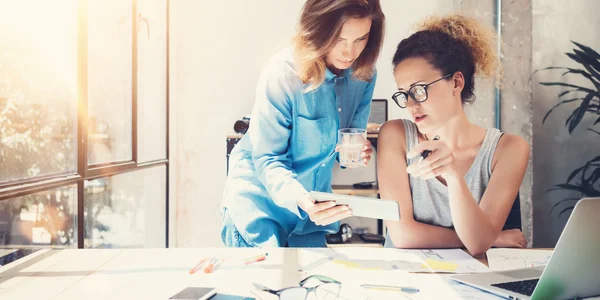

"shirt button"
[338,107,342,112]
[321,164,326,167]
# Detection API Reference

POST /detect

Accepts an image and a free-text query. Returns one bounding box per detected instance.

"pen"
[420,135,440,160]
[245,252,268,265]
[360,284,420,294]
[189,258,210,274]
[203,256,222,274]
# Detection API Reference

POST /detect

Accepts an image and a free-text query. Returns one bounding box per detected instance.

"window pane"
[0,185,77,248]
[0,1,78,182]
[87,0,133,165]
[84,165,166,248]
[138,0,167,162]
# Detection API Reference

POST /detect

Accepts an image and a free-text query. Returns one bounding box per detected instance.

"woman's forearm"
[386,220,464,249]
[446,177,496,255]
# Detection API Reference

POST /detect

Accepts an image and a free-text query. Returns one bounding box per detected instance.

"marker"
[189,258,210,274]
[245,252,268,265]
[361,284,420,294]
[420,135,440,161]
[203,256,222,274]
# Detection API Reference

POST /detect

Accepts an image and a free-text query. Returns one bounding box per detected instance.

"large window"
[0,0,78,183]
[0,0,169,249]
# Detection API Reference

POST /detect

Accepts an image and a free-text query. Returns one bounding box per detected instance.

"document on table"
[298,248,489,274]
[486,248,552,271]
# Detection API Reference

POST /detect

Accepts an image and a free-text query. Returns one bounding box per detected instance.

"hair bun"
[418,14,500,79]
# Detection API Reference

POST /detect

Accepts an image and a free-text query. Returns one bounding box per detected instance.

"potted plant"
[539,41,600,218]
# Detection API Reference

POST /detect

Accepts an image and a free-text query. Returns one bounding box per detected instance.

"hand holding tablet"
[297,193,353,226]
[309,191,400,221]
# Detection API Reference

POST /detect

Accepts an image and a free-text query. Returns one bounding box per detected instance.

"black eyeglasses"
[391,74,452,108]
[253,274,341,300]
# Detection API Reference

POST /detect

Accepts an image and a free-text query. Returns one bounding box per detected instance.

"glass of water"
[338,128,366,168]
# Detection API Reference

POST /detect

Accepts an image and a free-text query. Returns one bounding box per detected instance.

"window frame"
[0,0,170,249]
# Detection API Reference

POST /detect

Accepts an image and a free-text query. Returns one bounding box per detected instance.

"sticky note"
[421,259,458,271]
[332,259,360,268]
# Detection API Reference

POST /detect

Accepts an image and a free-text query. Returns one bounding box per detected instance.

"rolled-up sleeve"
[249,63,307,218]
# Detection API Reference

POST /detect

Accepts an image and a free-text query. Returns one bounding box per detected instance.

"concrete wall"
[532,0,600,247]
[501,0,534,247]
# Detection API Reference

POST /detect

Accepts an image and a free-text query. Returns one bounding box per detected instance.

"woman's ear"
[452,72,465,96]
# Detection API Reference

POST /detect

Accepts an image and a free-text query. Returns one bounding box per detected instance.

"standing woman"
[221,0,385,247]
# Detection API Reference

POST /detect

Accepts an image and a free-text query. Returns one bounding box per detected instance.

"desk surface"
[0,247,557,300]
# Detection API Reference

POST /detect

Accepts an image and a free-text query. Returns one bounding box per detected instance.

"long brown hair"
[295,0,385,91]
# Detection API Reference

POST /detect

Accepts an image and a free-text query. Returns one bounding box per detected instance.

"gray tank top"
[384,119,503,247]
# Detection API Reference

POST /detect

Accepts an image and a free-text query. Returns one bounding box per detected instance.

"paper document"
[298,248,488,274]
[486,248,552,271]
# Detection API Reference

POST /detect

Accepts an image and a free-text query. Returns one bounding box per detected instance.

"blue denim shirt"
[222,48,377,247]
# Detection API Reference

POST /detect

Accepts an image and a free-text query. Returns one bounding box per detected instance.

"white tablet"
[309,191,400,221]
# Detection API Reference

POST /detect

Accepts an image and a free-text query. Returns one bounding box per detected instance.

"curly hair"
[392,14,501,104]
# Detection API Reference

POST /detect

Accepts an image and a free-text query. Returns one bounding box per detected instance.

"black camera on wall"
[234,115,251,134]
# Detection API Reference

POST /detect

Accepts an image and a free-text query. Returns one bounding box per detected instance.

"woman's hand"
[493,229,526,248]
[297,194,352,226]
[335,139,374,166]
[406,139,458,180]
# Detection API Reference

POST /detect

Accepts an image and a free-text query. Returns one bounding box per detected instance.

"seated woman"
[378,14,529,256]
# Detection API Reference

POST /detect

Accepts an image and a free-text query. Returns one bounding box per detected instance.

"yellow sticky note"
[421,259,458,271]
[332,259,360,268]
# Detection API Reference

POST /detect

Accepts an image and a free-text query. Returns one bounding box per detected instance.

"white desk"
[0,247,535,300]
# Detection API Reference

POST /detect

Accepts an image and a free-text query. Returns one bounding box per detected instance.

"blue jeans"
[221,209,253,247]
[221,208,327,248]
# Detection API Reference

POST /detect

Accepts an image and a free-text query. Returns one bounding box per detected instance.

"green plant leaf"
[565,107,578,128]
[573,41,600,59]
[542,98,584,124]
[590,168,600,185]
[557,65,600,89]
[539,82,597,94]
[572,46,600,67]
[550,197,581,215]
[560,68,591,78]
[572,41,600,73]
[567,164,587,183]
[568,93,595,133]
[558,90,575,98]
[575,156,600,184]
[570,49,600,87]
[548,183,586,193]
[559,207,575,219]
[533,66,569,75]
[566,52,590,69]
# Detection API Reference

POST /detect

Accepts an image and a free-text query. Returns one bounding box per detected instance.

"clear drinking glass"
[338,128,366,168]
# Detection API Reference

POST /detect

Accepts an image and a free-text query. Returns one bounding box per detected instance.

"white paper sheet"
[298,248,489,274]
[486,248,552,271]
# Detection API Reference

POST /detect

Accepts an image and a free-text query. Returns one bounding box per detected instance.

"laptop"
[452,197,600,300]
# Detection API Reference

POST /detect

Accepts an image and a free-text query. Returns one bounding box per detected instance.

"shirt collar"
[326,67,352,83]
